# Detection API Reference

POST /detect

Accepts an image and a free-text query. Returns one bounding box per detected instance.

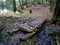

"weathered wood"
[6,23,19,33]
[9,31,35,40]
[10,22,44,40]
[29,18,46,27]
[20,31,35,40]
[17,18,46,32]
[5,17,46,33]
[16,23,35,32]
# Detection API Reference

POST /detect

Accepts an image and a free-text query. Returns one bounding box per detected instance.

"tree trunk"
[1,1,4,10]
[22,0,24,6]
[19,0,21,6]
[13,0,16,12]
[21,0,24,9]
[46,0,47,4]
[33,0,36,6]
[52,0,60,24]
[25,0,28,7]
[49,0,56,12]
[42,0,43,5]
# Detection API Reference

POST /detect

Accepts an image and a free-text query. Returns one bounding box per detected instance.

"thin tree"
[13,0,16,12]
[1,0,4,10]
[33,0,36,6]
[25,0,28,7]
[42,0,43,5]
[46,0,48,4]
[22,0,24,6]
[19,0,21,6]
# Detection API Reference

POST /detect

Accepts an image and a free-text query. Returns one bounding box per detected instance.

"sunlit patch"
[3,0,6,1]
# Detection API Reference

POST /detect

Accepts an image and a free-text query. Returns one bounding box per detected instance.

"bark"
[19,0,21,6]
[13,0,16,12]
[25,0,28,7]
[52,0,60,24]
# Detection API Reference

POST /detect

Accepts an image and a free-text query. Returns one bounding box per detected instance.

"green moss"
[29,40,34,45]
[20,13,43,17]
[56,36,60,45]
[0,33,9,39]
[29,38,35,45]
[20,42,24,45]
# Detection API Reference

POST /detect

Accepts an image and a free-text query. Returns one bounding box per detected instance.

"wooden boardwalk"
[5,14,52,40]
[17,18,46,32]
[14,17,47,40]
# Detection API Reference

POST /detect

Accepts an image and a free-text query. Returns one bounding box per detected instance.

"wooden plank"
[6,23,19,33]
[17,18,46,32]
[5,18,46,33]
[29,18,45,27]
[10,31,35,40]
[20,31,35,40]
[16,23,35,32]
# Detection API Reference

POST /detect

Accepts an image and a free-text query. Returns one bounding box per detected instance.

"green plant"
[0,23,6,33]
[29,38,34,45]
[56,36,60,45]
[0,23,9,39]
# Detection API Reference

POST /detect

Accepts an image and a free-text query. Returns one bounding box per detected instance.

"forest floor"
[20,5,53,19]
[16,5,60,45]
[20,21,60,45]
[0,5,60,45]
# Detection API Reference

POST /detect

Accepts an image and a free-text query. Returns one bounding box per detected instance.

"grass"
[19,13,44,20]
[20,13,43,17]
[0,12,20,18]
[0,12,43,18]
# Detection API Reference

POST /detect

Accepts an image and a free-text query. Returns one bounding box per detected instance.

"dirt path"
[21,5,53,20]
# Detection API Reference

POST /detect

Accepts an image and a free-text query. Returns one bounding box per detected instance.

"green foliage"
[0,23,9,39]
[48,0,56,12]
[20,42,24,45]
[19,13,43,17]
[0,33,9,39]
[0,0,52,11]
[29,39,34,45]
[0,1,4,10]
[51,16,60,24]
[56,16,60,24]
[21,6,24,9]
[0,23,6,33]
[56,36,60,45]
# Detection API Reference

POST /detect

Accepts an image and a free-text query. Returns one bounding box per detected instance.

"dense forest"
[0,0,60,45]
